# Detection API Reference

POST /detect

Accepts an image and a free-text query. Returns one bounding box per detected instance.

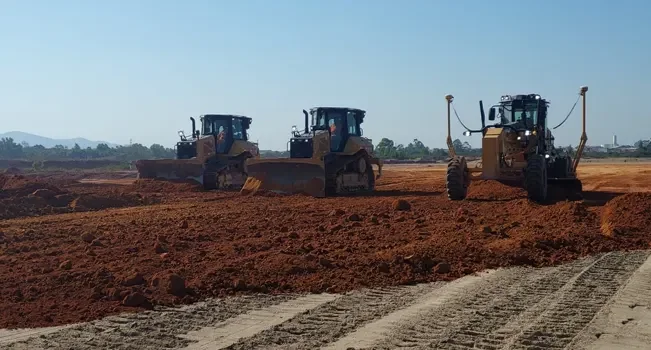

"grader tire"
[525,154,548,202]
[446,156,469,200]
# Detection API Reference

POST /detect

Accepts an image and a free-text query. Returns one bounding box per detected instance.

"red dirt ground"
[1,164,650,328]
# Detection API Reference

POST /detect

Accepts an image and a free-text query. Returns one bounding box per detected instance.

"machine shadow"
[345,190,443,198]
[465,198,522,203]
[461,190,622,206]
[580,191,623,207]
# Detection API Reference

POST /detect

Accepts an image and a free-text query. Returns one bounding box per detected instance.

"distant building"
[585,146,607,153]
[613,145,638,153]
[601,134,620,150]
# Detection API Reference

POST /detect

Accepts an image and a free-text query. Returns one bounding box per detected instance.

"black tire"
[446,156,468,200]
[525,154,548,202]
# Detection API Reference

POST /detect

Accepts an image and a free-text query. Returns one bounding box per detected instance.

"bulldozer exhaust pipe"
[190,117,196,137]
[302,109,309,134]
[479,100,486,129]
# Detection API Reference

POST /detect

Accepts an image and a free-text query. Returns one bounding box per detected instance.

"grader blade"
[548,177,583,201]
[241,159,326,197]
[134,159,204,184]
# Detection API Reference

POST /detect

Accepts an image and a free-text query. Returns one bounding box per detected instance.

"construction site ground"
[2,160,651,349]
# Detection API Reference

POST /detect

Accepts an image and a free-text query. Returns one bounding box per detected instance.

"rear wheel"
[446,156,469,200]
[525,154,547,202]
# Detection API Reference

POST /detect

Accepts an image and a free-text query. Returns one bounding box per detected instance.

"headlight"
[524,130,532,136]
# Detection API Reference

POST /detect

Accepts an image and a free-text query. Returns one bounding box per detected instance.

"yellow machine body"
[241,107,382,198]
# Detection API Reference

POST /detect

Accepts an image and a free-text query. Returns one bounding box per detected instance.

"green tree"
[452,139,464,153]
[0,137,23,158]
[375,138,397,158]
[149,144,168,158]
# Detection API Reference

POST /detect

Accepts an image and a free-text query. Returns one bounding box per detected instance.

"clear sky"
[1,0,649,150]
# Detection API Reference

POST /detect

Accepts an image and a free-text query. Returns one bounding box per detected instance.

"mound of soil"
[0,174,149,220]
[466,180,527,201]
[0,174,65,199]
[129,179,203,193]
[3,167,21,175]
[601,193,651,236]
[70,193,145,211]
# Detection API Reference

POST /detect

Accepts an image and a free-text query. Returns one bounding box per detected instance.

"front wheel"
[525,154,548,202]
[446,156,469,200]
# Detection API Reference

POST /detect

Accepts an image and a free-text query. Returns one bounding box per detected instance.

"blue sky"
[1,0,649,150]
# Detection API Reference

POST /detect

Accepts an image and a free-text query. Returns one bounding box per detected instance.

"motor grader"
[135,114,259,190]
[241,107,382,197]
[444,86,589,202]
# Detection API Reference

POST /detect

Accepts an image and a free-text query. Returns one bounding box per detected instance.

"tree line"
[0,137,176,162]
[374,138,481,160]
[1,136,651,162]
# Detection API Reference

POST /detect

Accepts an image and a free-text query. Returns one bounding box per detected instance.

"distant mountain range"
[0,131,120,149]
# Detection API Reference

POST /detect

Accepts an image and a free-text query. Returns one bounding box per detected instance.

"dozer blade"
[241,158,326,197]
[135,159,204,184]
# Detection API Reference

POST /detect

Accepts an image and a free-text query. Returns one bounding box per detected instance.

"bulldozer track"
[205,155,250,190]
[4,251,651,350]
[325,151,376,195]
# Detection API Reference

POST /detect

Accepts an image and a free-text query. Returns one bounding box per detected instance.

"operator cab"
[176,114,252,159]
[290,107,365,158]
[487,94,549,132]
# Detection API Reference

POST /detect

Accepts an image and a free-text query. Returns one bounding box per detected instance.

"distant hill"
[0,131,120,149]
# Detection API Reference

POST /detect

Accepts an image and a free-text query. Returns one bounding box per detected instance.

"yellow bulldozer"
[444,86,589,202]
[241,107,382,197]
[135,114,260,190]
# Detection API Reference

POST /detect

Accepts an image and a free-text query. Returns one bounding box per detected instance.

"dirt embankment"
[0,174,149,220]
[601,192,651,236]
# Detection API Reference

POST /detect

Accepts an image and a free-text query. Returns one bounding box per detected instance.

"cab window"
[232,118,244,140]
[347,111,359,136]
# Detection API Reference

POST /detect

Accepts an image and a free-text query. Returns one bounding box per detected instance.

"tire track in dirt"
[223,283,446,350]
[497,250,649,349]
[567,252,651,349]
[365,260,592,350]
[323,270,499,350]
[2,294,296,350]
[181,293,342,349]
[359,251,649,350]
